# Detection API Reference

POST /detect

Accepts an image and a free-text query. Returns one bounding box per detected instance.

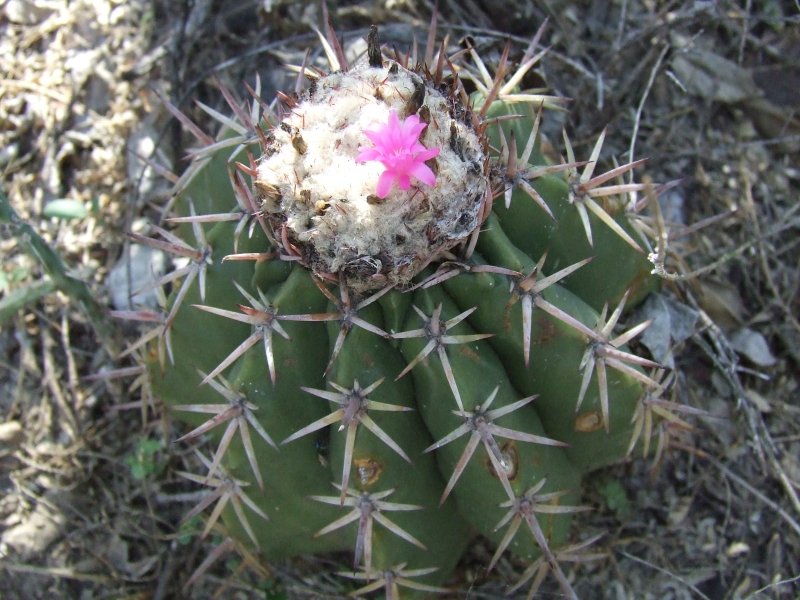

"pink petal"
[358,109,441,197]
[402,115,427,140]
[376,170,396,198]
[364,128,389,147]
[415,147,440,161]
[386,110,401,133]
[356,147,381,163]
[410,162,436,186]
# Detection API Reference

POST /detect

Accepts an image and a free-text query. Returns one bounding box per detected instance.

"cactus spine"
[129,23,677,598]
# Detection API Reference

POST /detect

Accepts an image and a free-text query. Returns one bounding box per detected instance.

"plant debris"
[1,1,798,598]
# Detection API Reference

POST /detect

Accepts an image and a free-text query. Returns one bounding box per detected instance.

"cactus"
[127,23,681,598]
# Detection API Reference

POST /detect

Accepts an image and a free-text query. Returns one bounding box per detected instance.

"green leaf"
[263,579,287,600]
[125,437,164,480]
[1,190,116,348]
[598,478,631,519]
[43,199,88,220]
[0,279,56,325]
[177,515,203,545]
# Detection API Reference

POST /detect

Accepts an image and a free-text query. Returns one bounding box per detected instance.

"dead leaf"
[726,541,750,557]
[635,294,699,369]
[744,388,772,413]
[696,279,747,330]
[745,97,800,147]
[0,494,66,559]
[730,327,777,367]
[671,47,762,104]
[0,420,23,449]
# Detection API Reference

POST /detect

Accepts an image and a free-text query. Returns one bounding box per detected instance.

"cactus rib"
[392,303,492,411]
[173,370,277,488]
[193,282,290,385]
[282,378,413,503]
[424,386,565,504]
[177,451,269,547]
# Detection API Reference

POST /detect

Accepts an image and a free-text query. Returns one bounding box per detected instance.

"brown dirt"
[1,1,798,598]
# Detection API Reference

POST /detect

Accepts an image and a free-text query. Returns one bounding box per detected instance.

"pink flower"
[356,109,440,198]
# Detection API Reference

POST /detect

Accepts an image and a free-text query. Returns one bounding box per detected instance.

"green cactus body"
[134,25,671,598]
[482,98,659,311]
[396,283,581,561]
[493,174,658,311]
[448,218,646,473]
[324,305,471,578]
